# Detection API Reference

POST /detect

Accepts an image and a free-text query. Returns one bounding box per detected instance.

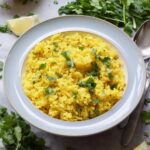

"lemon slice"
[7,15,40,36]
[134,141,148,150]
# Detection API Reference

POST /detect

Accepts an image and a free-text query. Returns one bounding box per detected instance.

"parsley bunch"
[59,0,150,36]
[0,106,46,150]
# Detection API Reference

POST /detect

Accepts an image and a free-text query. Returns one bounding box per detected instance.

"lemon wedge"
[7,15,40,36]
[134,141,148,150]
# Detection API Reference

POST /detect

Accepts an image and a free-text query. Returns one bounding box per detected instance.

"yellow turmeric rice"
[22,32,126,121]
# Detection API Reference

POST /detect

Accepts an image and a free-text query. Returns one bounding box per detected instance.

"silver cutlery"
[121,20,150,146]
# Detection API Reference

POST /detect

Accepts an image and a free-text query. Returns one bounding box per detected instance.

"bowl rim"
[3,15,146,136]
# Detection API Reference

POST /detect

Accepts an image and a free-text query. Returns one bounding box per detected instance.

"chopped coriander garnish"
[0,25,11,33]
[67,59,74,68]
[53,42,59,47]
[102,57,111,68]
[76,105,82,113]
[0,2,11,9]
[95,54,101,60]
[110,84,117,90]
[13,14,20,19]
[39,63,46,70]
[87,63,99,76]
[79,46,84,50]
[53,0,58,5]
[0,61,4,71]
[108,72,113,80]
[72,91,78,99]
[141,111,150,124]
[78,77,96,92]
[45,87,54,95]
[144,98,150,105]
[0,75,2,79]
[144,132,149,137]
[94,109,100,116]
[61,51,74,68]
[46,75,57,81]
[27,12,34,16]
[92,98,100,105]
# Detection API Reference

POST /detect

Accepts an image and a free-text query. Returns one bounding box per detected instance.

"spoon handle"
[121,61,150,146]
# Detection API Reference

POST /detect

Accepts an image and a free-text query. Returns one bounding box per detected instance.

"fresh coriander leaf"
[54,0,58,5]
[144,132,149,137]
[144,98,150,105]
[53,42,59,47]
[93,109,100,116]
[59,0,150,36]
[124,22,133,36]
[102,57,111,68]
[27,12,34,16]
[110,84,117,90]
[39,63,46,70]
[79,46,84,50]
[76,105,82,113]
[61,51,70,60]
[46,75,57,81]
[0,25,11,33]
[0,2,11,9]
[13,14,20,19]
[67,59,74,68]
[108,72,113,80]
[14,126,22,142]
[0,61,4,71]
[45,87,54,95]
[72,91,78,99]
[78,77,96,92]
[61,51,74,68]
[92,98,100,105]
[0,75,2,80]
[88,63,99,76]
[141,111,150,124]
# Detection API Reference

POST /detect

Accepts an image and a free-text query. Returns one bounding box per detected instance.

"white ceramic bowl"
[4,16,146,136]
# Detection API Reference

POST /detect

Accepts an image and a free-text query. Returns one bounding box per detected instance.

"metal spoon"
[121,20,150,146]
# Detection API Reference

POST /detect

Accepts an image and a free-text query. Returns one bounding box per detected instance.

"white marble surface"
[0,0,150,150]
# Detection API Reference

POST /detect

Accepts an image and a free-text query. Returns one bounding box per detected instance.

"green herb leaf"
[0,2,11,9]
[72,91,78,99]
[144,132,149,137]
[59,0,150,36]
[46,75,57,81]
[102,57,111,68]
[93,109,100,116]
[14,126,22,142]
[108,72,113,80]
[0,25,11,33]
[144,98,150,105]
[88,63,99,76]
[13,14,20,19]
[0,106,46,150]
[141,111,150,124]
[0,61,4,72]
[61,51,74,68]
[45,87,54,95]
[54,0,58,5]
[92,98,100,105]
[27,12,34,16]
[78,77,96,92]
[39,63,46,70]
